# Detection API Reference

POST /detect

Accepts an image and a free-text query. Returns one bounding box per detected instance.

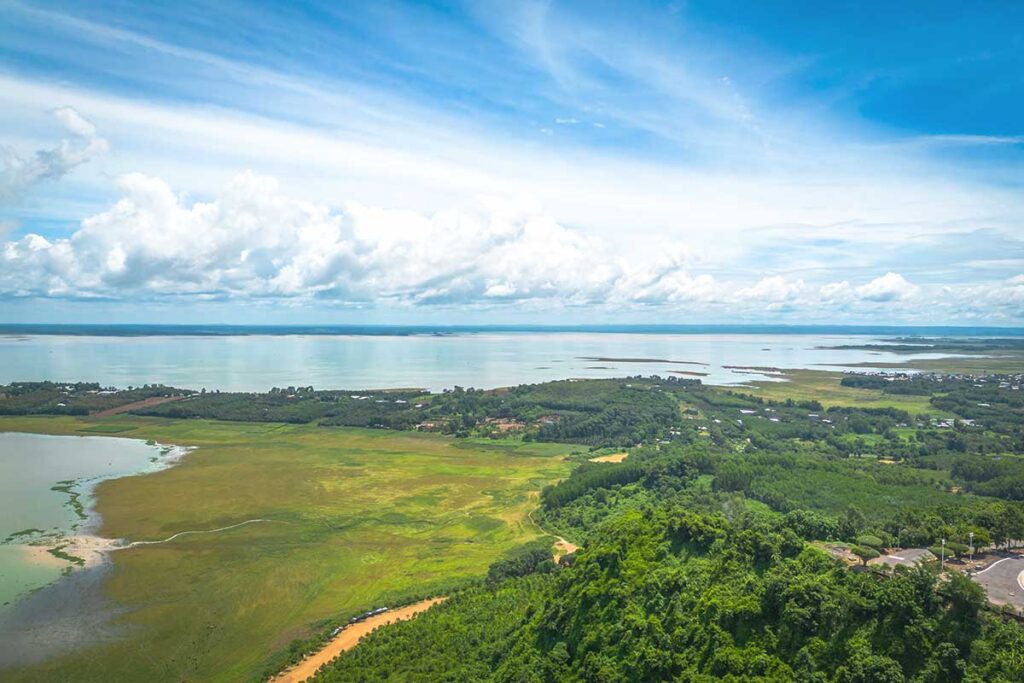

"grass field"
[741,369,942,413]
[840,353,1024,374]
[0,416,572,682]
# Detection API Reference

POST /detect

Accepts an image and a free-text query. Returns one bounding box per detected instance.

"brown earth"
[269,597,446,683]
[589,452,628,463]
[91,395,186,417]
[553,538,579,563]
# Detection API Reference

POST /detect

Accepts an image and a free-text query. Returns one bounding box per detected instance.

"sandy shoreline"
[16,534,122,571]
[2,440,194,601]
[269,597,447,683]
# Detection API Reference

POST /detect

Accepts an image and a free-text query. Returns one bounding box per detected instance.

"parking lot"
[971,556,1024,610]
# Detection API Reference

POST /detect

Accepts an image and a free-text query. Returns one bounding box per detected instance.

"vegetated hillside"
[310,369,1024,683]
[319,506,1023,682]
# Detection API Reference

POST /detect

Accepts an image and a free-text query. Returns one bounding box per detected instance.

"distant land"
[1,324,1023,337]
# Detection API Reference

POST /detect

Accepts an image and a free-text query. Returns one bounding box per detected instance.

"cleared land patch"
[589,452,629,463]
[90,395,185,417]
[0,416,570,683]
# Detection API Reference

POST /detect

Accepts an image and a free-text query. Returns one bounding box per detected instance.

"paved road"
[971,556,1024,610]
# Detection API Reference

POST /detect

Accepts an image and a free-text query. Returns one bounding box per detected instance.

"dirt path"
[270,597,446,683]
[91,395,185,417]
[123,519,274,547]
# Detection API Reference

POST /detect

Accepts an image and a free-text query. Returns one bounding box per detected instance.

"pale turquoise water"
[0,433,175,610]
[0,332,954,392]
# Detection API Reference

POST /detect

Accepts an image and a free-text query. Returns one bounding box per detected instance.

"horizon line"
[2,323,1023,337]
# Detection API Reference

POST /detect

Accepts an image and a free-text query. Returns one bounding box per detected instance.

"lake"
[0,434,180,617]
[0,331,959,392]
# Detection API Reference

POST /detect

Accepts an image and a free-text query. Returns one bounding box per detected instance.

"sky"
[0,0,1022,325]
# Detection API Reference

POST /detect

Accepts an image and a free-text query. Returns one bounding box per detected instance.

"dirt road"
[269,597,446,682]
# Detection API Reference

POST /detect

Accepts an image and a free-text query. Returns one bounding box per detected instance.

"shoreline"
[0,439,194,608]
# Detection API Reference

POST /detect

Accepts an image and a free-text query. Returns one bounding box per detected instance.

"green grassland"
[832,350,1024,375]
[0,416,572,682]
[741,369,942,412]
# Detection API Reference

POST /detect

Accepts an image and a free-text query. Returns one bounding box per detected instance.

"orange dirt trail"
[269,597,446,683]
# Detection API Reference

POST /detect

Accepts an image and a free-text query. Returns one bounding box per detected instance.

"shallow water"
[0,433,174,610]
[0,558,126,668]
[0,332,954,392]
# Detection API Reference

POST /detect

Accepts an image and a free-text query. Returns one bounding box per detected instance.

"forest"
[319,507,1023,682]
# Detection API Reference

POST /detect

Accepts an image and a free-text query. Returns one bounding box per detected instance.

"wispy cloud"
[0,107,107,202]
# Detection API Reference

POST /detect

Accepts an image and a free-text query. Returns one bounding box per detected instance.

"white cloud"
[819,280,853,303]
[6,169,1018,321]
[818,273,918,305]
[948,275,1024,317]
[854,272,917,302]
[611,246,718,305]
[0,107,108,202]
[2,168,1019,320]
[0,171,682,307]
[736,275,804,302]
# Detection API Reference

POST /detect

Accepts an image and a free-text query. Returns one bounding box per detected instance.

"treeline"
[840,373,935,395]
[952,456,1024,501]
[0,381,190,415]
[0,376,701,448]
[140,387,427,426]
[135,378,698,448]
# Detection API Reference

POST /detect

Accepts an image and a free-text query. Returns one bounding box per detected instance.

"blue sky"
[0,0,1022,324]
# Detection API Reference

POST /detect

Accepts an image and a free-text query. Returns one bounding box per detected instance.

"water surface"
[0,332,958,392]
[0,433,175,610]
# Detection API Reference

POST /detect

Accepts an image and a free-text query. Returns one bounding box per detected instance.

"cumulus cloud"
[1,170,1013,320]
[735,275,804,303]
[819,280,853,303]
[818,272,918,305]
[0,107,108,202]
[854,272,917,302]
[0,171,694,306]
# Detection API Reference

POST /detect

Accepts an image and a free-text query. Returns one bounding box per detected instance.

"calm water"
[0,433,174,612]
[0,332,956,392]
